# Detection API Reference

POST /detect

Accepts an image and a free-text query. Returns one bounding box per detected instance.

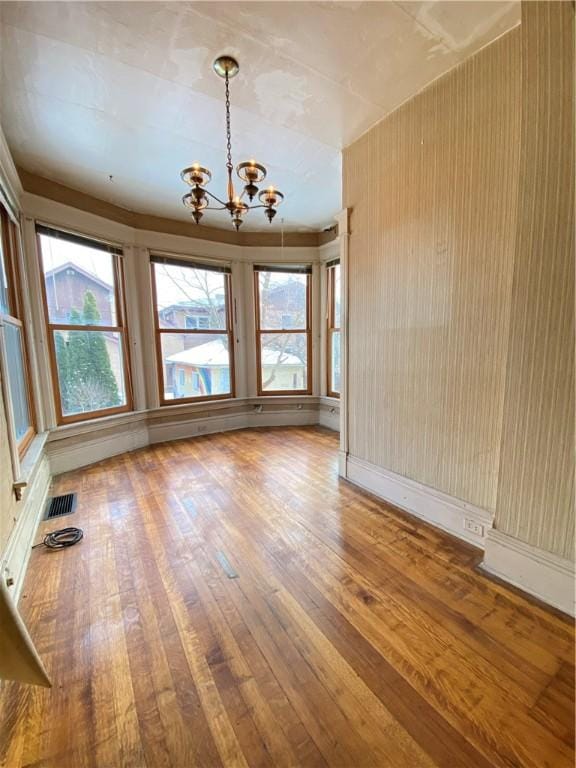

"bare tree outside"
[159,264,226,329]
[257,270,308,390]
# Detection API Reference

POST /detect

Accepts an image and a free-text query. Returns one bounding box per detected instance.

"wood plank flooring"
[0,427,573,767]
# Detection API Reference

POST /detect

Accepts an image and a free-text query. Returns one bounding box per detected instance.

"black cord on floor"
[32,527,84,549]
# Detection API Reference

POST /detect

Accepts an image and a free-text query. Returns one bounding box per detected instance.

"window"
[254,265,311,395]
[0,205,35,458]
[37,225,132,423]
[185,315,210,330]
[151,256,234,403]
[327,260,341,397]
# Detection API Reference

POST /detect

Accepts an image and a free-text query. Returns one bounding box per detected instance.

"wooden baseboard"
[148,406,319,445]
[318,398,340,431]
[345,455,492,547]
[48,423,149,475]
[47,399,336,474]
[481,528,575,616]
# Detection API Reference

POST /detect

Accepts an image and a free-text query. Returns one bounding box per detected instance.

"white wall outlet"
[464,518,485,537]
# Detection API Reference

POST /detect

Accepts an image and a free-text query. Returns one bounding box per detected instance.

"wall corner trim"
[481,528,575,617]
[338,450,348,478]
[345,455,492,547]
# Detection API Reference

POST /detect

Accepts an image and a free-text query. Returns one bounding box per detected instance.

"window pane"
[160,333,231,400]
[0,237,9,315]
[330,330,341,394]
[258,271,307,330]
[39,233,117,325]
[260,333,308,392]
[4,323,31,441]
[154,263,228,330]
[54,330,126,416]
[333,264,341,327]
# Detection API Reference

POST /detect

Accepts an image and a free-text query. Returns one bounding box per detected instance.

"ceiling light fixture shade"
[258,187,284,207]
[182,191,208,210]
[180,55,284,230]
[181,164,212,187]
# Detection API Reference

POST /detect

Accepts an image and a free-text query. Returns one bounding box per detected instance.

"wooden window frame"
[254,265,312,396]
[150,256,235,406]
[326,260,340,399]
[37,225,133,425]
[0,205,36,458]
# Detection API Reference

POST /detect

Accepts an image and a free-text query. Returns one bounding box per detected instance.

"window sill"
[47,395,325,442]
[48,410,147,442]
[17,431,48,488]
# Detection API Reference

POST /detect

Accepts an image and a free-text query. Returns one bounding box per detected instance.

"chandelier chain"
[225,71,232,171]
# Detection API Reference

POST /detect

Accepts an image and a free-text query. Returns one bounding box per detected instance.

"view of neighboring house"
[45,266,309,400]
[166,339,305,398]
[43,262,122,390]
[158,296,227,332]
[165,339,231,398]
[161,279,308,398]
[44,262,114,324]
[158,296,228,396]
[263,279,307,329]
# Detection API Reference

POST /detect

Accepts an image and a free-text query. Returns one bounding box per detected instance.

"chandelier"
[180,55,284,231]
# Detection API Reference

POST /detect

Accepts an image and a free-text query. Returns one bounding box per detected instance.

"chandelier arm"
[203,188,230,207]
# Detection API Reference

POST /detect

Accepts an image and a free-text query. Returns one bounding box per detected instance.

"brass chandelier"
[180,55,284,231]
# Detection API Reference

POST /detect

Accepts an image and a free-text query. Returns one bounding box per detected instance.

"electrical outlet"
[463,518,484,537]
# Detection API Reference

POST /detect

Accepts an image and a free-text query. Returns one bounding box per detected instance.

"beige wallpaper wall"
[344,27,521,513]
[343,1,574,558]
[495,1,574,560]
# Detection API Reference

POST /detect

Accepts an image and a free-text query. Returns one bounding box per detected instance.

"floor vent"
[44,493,77,521]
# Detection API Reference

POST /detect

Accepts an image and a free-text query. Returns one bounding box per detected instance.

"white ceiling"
[0,1,519,232]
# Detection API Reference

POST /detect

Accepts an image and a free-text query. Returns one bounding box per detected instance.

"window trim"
[326,260,340,399]
[253,266,312,396]
[36,227,133,425]
[150,256,236,405]
[0,205,36,458]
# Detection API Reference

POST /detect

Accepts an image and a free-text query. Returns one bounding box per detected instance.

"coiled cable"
[32,527,84,550]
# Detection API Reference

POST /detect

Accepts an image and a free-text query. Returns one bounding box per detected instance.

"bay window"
[151,256,234,403]
[254,265,312,395]
[37,225,132,423]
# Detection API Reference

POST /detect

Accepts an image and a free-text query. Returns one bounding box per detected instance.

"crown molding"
[17,167,337,248]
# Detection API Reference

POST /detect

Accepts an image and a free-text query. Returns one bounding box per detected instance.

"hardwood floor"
[0,427,573,768]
